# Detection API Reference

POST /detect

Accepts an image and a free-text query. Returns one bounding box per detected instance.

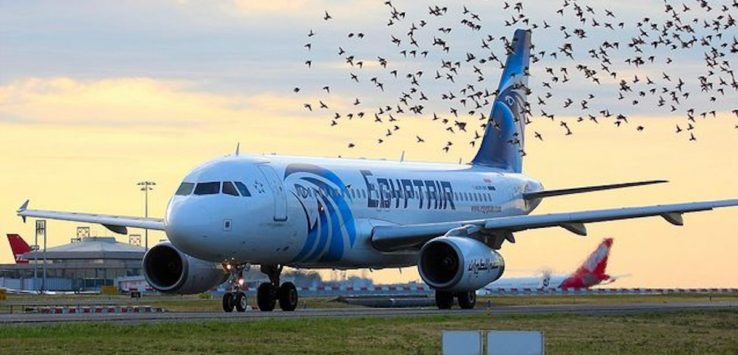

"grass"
[0,309,736,354]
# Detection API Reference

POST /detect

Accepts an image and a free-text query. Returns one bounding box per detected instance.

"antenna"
[235,142,240,156]
[400,150,405,162]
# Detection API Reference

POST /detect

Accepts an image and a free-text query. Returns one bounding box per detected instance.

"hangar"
[0,233,145,292]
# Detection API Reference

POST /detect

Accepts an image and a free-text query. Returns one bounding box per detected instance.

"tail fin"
[6,234,32,264]
[559,238,614,288]
[579,238,613,277]
[471,29,531,172]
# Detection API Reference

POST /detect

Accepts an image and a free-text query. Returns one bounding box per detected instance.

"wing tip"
[17,200,29,223]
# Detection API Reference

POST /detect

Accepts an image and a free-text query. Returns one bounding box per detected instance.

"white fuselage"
[481,274,569,290]
[165,154,543,269]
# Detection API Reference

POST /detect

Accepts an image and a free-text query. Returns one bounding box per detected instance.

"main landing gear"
[220,263,298,312]
[257,265,298,312]
[222,263,249,313]
[435,290,477,310]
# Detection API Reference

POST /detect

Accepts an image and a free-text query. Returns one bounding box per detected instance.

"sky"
[1,0,737,287]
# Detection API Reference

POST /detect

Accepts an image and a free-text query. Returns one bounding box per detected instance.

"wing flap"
[17,200,165,234]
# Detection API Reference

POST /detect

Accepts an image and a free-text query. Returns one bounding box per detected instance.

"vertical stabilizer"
[471,29,531,172]
[559,238,614,288]
[6,234,32,264]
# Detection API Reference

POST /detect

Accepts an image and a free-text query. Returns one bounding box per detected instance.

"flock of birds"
[293,0,738,153]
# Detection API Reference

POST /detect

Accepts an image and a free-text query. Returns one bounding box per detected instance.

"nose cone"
[165,197,220,261]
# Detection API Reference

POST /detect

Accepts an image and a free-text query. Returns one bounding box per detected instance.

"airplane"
[6,234,32,264]
[15,29,738,312]
[478,238,619,294]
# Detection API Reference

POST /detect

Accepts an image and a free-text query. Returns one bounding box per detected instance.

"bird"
[323,11,332,21]
[416,136,425,143]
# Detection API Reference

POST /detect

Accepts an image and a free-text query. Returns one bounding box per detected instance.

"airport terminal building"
[0,235,145,292]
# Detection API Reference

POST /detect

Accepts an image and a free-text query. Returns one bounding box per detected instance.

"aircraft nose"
[165,198,215,258]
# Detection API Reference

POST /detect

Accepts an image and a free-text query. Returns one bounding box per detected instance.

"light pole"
[137,181,156,251]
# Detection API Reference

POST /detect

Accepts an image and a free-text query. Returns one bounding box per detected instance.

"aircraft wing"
[16,200,165,235]
[371,199,738,252]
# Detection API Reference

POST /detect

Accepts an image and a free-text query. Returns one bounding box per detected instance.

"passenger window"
[222,182,239,196]
[194,182,220,195]
[175,182,194,196]
[234,182,251,197]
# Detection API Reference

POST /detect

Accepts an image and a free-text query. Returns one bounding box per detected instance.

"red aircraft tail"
[6,234,32,264]
[559,238,613,288]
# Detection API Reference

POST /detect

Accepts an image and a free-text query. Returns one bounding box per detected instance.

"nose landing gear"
[257,264,298,312]
[222,263,249,313]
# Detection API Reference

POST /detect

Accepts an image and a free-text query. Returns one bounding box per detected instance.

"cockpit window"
[222,181,239,196]
[194,182,220,195]
[175,182,195,196]
[234,182,251,197]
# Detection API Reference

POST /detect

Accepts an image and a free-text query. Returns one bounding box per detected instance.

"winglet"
[17,200,29,223]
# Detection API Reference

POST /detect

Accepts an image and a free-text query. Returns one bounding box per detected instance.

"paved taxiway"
[0,301,734,325]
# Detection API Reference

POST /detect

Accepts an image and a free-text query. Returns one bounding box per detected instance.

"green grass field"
[0,309,735,354]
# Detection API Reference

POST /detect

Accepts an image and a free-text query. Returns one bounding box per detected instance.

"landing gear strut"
[222,263,249,313]
[257,265,298,312]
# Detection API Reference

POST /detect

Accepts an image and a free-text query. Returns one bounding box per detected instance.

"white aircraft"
[478,238,619,294]
[16,29,738,312]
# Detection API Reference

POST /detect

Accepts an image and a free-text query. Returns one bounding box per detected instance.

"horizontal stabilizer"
[523,180,668,200]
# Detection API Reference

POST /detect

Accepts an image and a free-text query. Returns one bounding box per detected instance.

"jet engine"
[143,242,228,294]
[418,236,505,292]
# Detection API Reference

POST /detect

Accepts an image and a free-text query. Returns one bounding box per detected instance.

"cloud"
[0,77,291,127]
[229,0,312,14]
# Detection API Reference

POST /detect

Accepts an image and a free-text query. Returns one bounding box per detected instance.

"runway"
[0,301,734,325]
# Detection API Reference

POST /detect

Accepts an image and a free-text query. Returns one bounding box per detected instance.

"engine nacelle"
[143,242,228,294]
[418,236,505,292]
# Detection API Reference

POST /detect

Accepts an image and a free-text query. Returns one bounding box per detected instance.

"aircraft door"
[258,165,288,221]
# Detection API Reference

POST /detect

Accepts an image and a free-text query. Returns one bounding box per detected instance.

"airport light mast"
[137,181,156,251]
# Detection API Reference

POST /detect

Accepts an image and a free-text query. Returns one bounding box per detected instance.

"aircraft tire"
[278,282,299,311]
[456,291,476,309]
[234,292,248,312]
[257,283,277,311]
[222,292,234,312]
[435,290,454,309]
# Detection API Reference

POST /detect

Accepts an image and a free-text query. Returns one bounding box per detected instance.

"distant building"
[0,236,145,292]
